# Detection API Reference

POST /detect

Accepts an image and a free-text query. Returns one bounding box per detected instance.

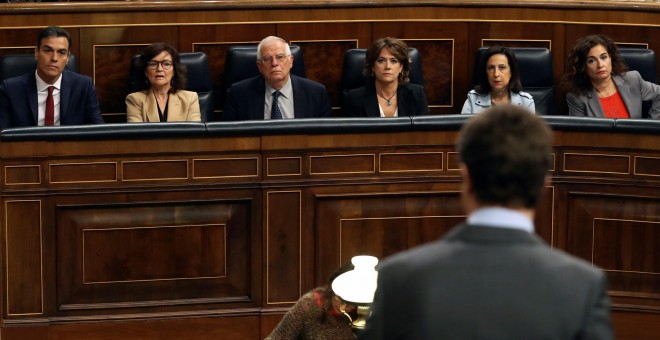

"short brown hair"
[458,105,553,208]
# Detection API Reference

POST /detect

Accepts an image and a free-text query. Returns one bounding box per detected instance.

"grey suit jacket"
[360,224,613,340]
[566,70,660,119]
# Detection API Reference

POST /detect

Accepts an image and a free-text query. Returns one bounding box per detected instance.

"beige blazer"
[126,90,201,122]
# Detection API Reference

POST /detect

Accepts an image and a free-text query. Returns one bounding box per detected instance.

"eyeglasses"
[258,54,289,64]
[147,60,174,70]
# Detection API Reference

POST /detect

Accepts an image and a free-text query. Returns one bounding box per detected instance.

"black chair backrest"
[222,45,306,95]
[471,47,555,115]
[0,53,78,80]
[340,48,424,110]
[619,48,658,83]
[619,47,658,119]
[129,52,216,122]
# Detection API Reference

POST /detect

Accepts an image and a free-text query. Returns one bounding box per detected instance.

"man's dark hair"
[36,26,72,51]
[458,105,553,208]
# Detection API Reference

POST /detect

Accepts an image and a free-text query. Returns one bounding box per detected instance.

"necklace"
[377,91,397,106]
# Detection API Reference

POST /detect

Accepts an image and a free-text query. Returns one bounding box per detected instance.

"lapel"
[255,77,266,119]
[27,73,39,124]
[613,74,636,118]
[364,84,380,117]
[144,91,161,122]
[586,89,606,118]
[59,71,70,123]
[290,74,302,118]
[167,92,183,121]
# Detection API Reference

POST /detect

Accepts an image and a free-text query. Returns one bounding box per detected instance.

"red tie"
[45,86,54,126]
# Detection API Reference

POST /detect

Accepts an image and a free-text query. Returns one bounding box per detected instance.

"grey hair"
[256,36,292,60]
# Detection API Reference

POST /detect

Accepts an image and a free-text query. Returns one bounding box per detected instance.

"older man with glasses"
[223,36,332,121]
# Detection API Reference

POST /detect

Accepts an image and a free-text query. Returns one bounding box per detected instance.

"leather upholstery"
[0,53,78,80]
[222,45,306,97]
[471,47,555,115]
[129,52,216,122]
[619,48,658,118]
[340,48,424,110]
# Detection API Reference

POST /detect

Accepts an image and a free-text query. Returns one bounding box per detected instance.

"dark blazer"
[223,74,332,121]
[343,83,429,117]
[567,70,660,119]
[360,224,613,340]
[0,71,103,130]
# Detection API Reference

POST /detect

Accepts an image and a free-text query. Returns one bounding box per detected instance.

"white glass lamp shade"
[331,255,378,305]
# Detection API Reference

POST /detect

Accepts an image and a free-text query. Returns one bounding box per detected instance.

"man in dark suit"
[0,26,103,130]
[360,105,614,340]
[223,36,332,120]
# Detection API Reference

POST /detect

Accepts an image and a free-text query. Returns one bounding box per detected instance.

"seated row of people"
[466,35,660,119]
[1,26,659,130]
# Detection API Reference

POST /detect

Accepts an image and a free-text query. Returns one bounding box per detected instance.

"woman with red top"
[265,262,358,340]
[564,34,660,119]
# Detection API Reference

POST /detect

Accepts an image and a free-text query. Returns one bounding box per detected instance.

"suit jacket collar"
[362,83,414,117]
[443,223,544,246]
[60,71,72,122]
[586,74,634,118]
[27,73,39,125]
[142,90,184,122]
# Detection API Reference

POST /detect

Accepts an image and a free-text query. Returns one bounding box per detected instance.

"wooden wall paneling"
[57,201,248,310]
[313,183,465,286]
[265,189,302,306]
[3,315,263,340]
[373,22,469,114]
[292,40,359,113]
[184,24,277,118]
[4,200,43,317]
[564,188,660,313]
[533,186,555,246]
[280,22,371,113]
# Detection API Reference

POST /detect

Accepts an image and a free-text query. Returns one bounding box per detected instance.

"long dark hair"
[475,46,523,95]
[137,43,187,94]
[562,35,628,96]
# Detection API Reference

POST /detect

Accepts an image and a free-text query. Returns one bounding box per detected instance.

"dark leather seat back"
[222,45,306,96]
[619,48,658,83]
[340,48,424,110]
[471,47,555,115]
[619,48,658,118]
[129,52,216,122]
[0,53,78,80]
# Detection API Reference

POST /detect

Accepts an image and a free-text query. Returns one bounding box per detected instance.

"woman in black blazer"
[343,37,429,117]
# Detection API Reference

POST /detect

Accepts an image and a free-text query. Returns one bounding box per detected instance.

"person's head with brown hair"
[458,104,553,211]
[563,34,628,96]
[138,43,187,94]
[363,37,411,85]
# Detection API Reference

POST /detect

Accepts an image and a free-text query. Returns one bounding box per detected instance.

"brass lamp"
[331,255,378,330]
